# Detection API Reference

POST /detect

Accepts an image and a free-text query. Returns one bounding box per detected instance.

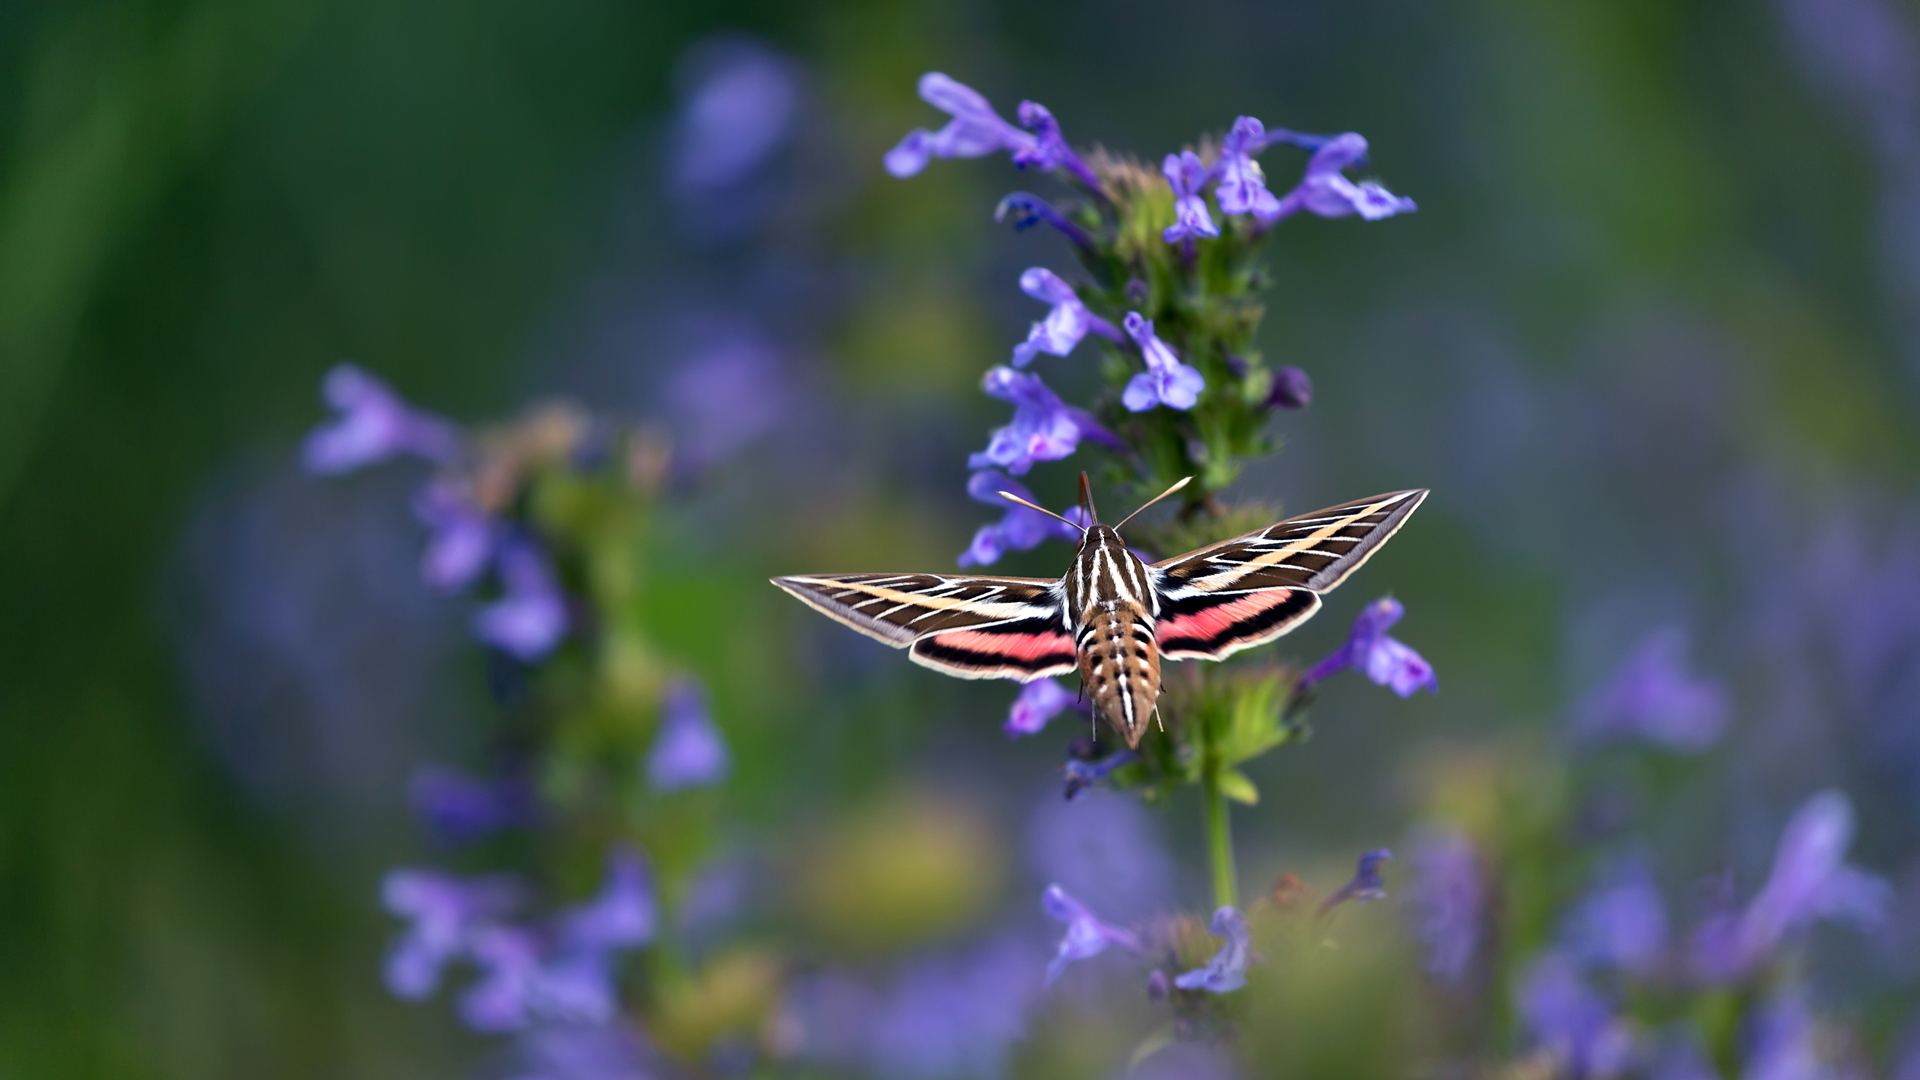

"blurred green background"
[3,0,1918,1076]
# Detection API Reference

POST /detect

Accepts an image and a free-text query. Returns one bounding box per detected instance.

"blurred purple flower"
[968,368,1114,476]
[1647,1034,1718,1080]
[1266,365,1313,410]
[960,470,1087,568]
[1301,597,1438,697]
[664,331,786,472]
[1010,268,1121,368]
[1744,993,1829,1080]
[382,868,521,999]
[1403,830,1484,986]
[1120,313,1205,412]
[1691,790,1890,981]
[1061,750,1136,802]
[1563,856,1669,977]
[1027,787,1174,921]
[669,41,799,195]
[1004,677,1078,736]
[460,926,622,1032]
[561,848,657,954]
[1214,116,1282,219]
[646,677,731,792]
[885,73,1035,178]
[1517,952,1636,1079]
[1042,884,1141,985]
[303,364,460,474]
[505,1023,652,1080]
[413,478,496,591]
[408,764,532,846]
[1270,133,1417,223]
[474,539,569,661]
[1321,848,1393,913]
[1174,906,1253,994]
[1011,100,1102,189]
[1573,626,1731,752]
[1161,151,1220,244]
[865,937,1044,1080]
[993,191,1096,251]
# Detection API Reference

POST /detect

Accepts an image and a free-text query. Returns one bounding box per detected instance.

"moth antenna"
[1079,472,1099,525]
[1114,476,1194,534]
[996,491,1086,534]
[1153,702,1165,732]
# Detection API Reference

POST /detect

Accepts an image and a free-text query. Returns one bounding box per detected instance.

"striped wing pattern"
[1153,489,1428,661]
[770,573,1075,681]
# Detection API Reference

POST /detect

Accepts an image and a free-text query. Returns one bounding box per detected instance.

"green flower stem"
[1203,764,1238,911]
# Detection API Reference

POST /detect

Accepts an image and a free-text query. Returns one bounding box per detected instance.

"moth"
[772,476,1427,748]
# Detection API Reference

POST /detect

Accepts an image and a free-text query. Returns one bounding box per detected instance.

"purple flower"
[669,41,799,195]
[1517,952,1636,1079]
[1321,848,1393,913]
[1301,597,1438,697]
[1011,100,1102,189]
[413,478,496,591]
[646,677,731,792]
[1744,994,1829,1080]
[865,937,1044,1080]
[1573,626,1731,752]
[1042,884,1141,985]
[1004,677,1078,736]
[302,364,459,474]
[474,539,569,661]
[1270,133,1417,222]
[1161,151,1220,244]
[1174,906,1253,994]
[562,849,657,954]
[959,470,1087,568]
[967,367,1113,476]
[407,764,532,846]
[1120,313,1205,412]
[1563,857,1669,976]
[664,331,787,472]
[505,1024,652,1080]
[459,927,622,1032]
[884,73,1035,178]
[1214,116,1283,219]
[1266,365,1313,410]
[381,868,521,999]
[1010,268,1121,367]
[1061,750,1136,801]
[1691,790,1890,981]
[1403,830,1484,986]
[1027,787,1174,921]
[993,192,1096,252]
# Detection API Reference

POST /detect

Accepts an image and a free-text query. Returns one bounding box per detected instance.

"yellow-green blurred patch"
[650,948,784,1063]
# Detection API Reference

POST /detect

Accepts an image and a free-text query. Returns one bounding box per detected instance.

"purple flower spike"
[646,677,731,792]
[1301,597,1437,697]
[1174,906,1253,994]
[1563,856,1668,976]
[473,539,570,661]
[1517,953,1636,1079]
[1120,313,1205,412]
[1042,884,1141,985]
[968,367,1113,476]
[994,192,1096,252]
[1403,830,1484,986]
[1005,677,1078,736]
[562,848,656,954]
[1215,116,1282,219]
[1011,268,1121,367]
[303,364,459,474]
[413,478,496,591]
[1692,789,1889,981]
[884,72,1035,178]
[1321,848,1393,913]
[959,470,1087,568]
[1573,626,1730,752]
[1012,100,1103,189]
[407,764,531,846]
[381,868,520,999]
[1270,133,1417,223]
[1161,151,1220,244]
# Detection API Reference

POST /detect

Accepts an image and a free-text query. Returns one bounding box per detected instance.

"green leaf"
[1216,767,1260,805]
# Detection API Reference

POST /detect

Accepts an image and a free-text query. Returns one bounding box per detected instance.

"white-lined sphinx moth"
[772,477,1427,747]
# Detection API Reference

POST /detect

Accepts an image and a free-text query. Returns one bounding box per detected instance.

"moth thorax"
[1078,606,1161,749]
